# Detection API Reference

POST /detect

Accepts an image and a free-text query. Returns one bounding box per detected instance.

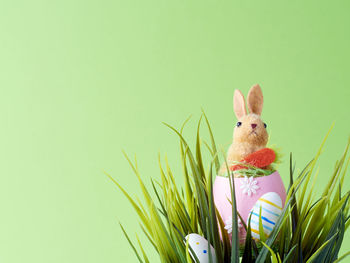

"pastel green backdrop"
[0,0,349,262]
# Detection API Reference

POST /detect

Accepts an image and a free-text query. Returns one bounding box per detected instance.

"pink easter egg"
[213,171,286,241]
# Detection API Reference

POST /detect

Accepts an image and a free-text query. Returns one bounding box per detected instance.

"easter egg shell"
[213,171,286,241]
[185,233,216,263]
[248,192,283,240]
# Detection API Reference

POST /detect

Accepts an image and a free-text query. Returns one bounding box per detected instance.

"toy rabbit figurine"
[213,84,286,240]
[219,84,275,175]
[185,84,286,263]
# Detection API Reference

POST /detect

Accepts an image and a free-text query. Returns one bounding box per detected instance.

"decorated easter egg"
[213,171,286,241]
[248,192,283,240]
[185,233,216,263]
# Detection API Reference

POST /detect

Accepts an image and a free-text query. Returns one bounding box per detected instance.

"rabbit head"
[232,84,268,148]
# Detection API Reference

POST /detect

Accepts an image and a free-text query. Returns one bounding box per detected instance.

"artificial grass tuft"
[108,113,350,263]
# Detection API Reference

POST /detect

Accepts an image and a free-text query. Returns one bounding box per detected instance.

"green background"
[1,0,349,262]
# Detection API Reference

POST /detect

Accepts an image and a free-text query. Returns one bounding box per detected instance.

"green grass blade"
[106,172,151,232]
[261,241,280,263]
[185,237,192,263]
[195,115,206,181]
[258,205,267,242]
[119,223,144,263]
[227,163,239,263]
[208,161,224,262]
[136,234,150,263]
[305,233,337,263]
[202,110,220,173]
[206,218,213,263]
[242,213,253,262]
[282,244,297,263]
[334,251,350,263]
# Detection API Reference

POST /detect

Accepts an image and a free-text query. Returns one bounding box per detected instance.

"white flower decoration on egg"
[240,176,259,196]
[224,216,242,234]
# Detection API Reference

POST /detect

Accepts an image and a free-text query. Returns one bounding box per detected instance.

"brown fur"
[247,84,264,115]
[220,84,268,176]
[233,90,247,119]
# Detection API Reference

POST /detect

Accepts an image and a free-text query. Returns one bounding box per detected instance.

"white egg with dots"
[185,234,216,263]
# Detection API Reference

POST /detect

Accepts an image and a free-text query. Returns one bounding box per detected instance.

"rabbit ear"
[247,84,264,115]
[233,89,247,119]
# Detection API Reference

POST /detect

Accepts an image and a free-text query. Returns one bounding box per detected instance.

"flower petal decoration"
[240,176,260,197]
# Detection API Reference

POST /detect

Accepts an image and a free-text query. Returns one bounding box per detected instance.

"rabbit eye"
[264,123,267,128]
[236,122,242,127]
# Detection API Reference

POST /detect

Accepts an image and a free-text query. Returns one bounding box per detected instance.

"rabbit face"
[233,113,268,146]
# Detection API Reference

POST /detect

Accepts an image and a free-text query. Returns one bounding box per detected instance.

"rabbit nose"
[251,123,257,129]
